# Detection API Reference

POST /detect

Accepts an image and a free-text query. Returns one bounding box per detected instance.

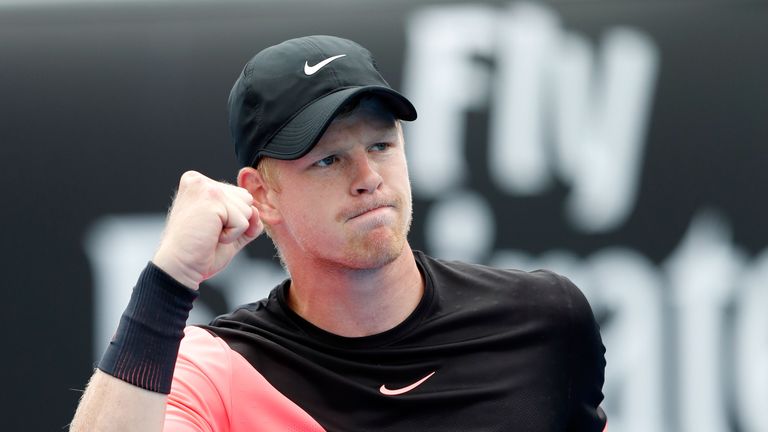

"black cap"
[228,35,418,167]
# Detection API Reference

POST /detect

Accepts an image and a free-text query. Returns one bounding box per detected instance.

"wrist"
[151,250,201,290]
[98,262,199,394]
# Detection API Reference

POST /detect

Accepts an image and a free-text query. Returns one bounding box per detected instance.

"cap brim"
[257,86,417,162]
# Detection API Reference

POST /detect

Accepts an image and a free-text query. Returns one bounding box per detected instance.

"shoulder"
[417,250,541,284]
[416,252,600,337]
[165,326,235,430]
[418,251,586,304]
[174,326,235,389]
[179,325,230,356]
[171,327,326,432]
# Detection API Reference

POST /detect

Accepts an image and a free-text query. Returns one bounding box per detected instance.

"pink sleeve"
[163,326,325,432]
[164,326,234,432]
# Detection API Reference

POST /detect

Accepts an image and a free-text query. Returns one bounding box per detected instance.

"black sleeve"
[559,275,608,431]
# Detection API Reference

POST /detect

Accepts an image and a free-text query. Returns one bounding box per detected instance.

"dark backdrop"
[1,1,766,430]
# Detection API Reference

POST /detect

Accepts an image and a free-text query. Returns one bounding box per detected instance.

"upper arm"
[70,369,168,432]
[557,274,608,431]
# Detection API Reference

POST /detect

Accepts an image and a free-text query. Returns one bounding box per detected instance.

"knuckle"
[180,170,201,182]
[237,187,254,201]
[204,183,224,199]
[179,170,204,190]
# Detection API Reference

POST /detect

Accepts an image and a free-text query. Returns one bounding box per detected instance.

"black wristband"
[98,262,199,394]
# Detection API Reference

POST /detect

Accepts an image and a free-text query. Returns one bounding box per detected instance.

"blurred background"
[1,0,767,430]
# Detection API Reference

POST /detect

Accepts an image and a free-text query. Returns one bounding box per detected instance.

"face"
[264,98,413,270]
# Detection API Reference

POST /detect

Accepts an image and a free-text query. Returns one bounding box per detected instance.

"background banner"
[2,1,766,430]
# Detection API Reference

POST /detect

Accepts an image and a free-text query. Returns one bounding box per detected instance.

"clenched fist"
[152,170,264,289]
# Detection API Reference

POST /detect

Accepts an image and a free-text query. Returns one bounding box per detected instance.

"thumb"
[235,205,264,249]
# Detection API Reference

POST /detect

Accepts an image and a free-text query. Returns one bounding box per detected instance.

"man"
[70,35,607,431]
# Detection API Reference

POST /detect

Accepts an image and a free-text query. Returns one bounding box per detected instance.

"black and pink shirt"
[165,251,607,431]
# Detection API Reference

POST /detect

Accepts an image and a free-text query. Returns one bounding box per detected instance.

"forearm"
[70,172,260,430]
[70,263,198,431]
[70,369,168,432]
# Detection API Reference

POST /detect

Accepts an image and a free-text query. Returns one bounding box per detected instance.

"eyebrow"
[309,118,400,152]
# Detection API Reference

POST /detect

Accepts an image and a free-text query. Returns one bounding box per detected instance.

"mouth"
[346,203,396,221]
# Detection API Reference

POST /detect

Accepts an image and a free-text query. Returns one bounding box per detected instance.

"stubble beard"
[346,212,412,269]
[278,190,414,273]
[329,194,413,270]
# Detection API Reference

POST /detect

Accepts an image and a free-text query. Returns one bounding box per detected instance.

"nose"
[349,153,383,195]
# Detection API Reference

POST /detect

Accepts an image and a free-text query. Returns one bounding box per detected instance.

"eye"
[314,155,338,168]
[369,142,390,152]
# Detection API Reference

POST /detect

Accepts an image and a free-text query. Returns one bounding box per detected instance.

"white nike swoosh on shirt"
[379,371,436,396]
[304,54,347,75]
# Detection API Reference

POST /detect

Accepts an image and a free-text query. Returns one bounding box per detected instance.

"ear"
[237,167,282,226]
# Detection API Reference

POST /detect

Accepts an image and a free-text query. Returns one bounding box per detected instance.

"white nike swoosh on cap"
[304,54,347,76]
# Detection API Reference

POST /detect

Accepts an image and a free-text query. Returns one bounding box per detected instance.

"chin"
[339,231,408,270]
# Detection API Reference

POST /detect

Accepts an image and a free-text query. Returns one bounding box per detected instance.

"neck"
[284,247,424,337]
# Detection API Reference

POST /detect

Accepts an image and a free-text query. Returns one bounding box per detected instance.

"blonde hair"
[256,156,281,192]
